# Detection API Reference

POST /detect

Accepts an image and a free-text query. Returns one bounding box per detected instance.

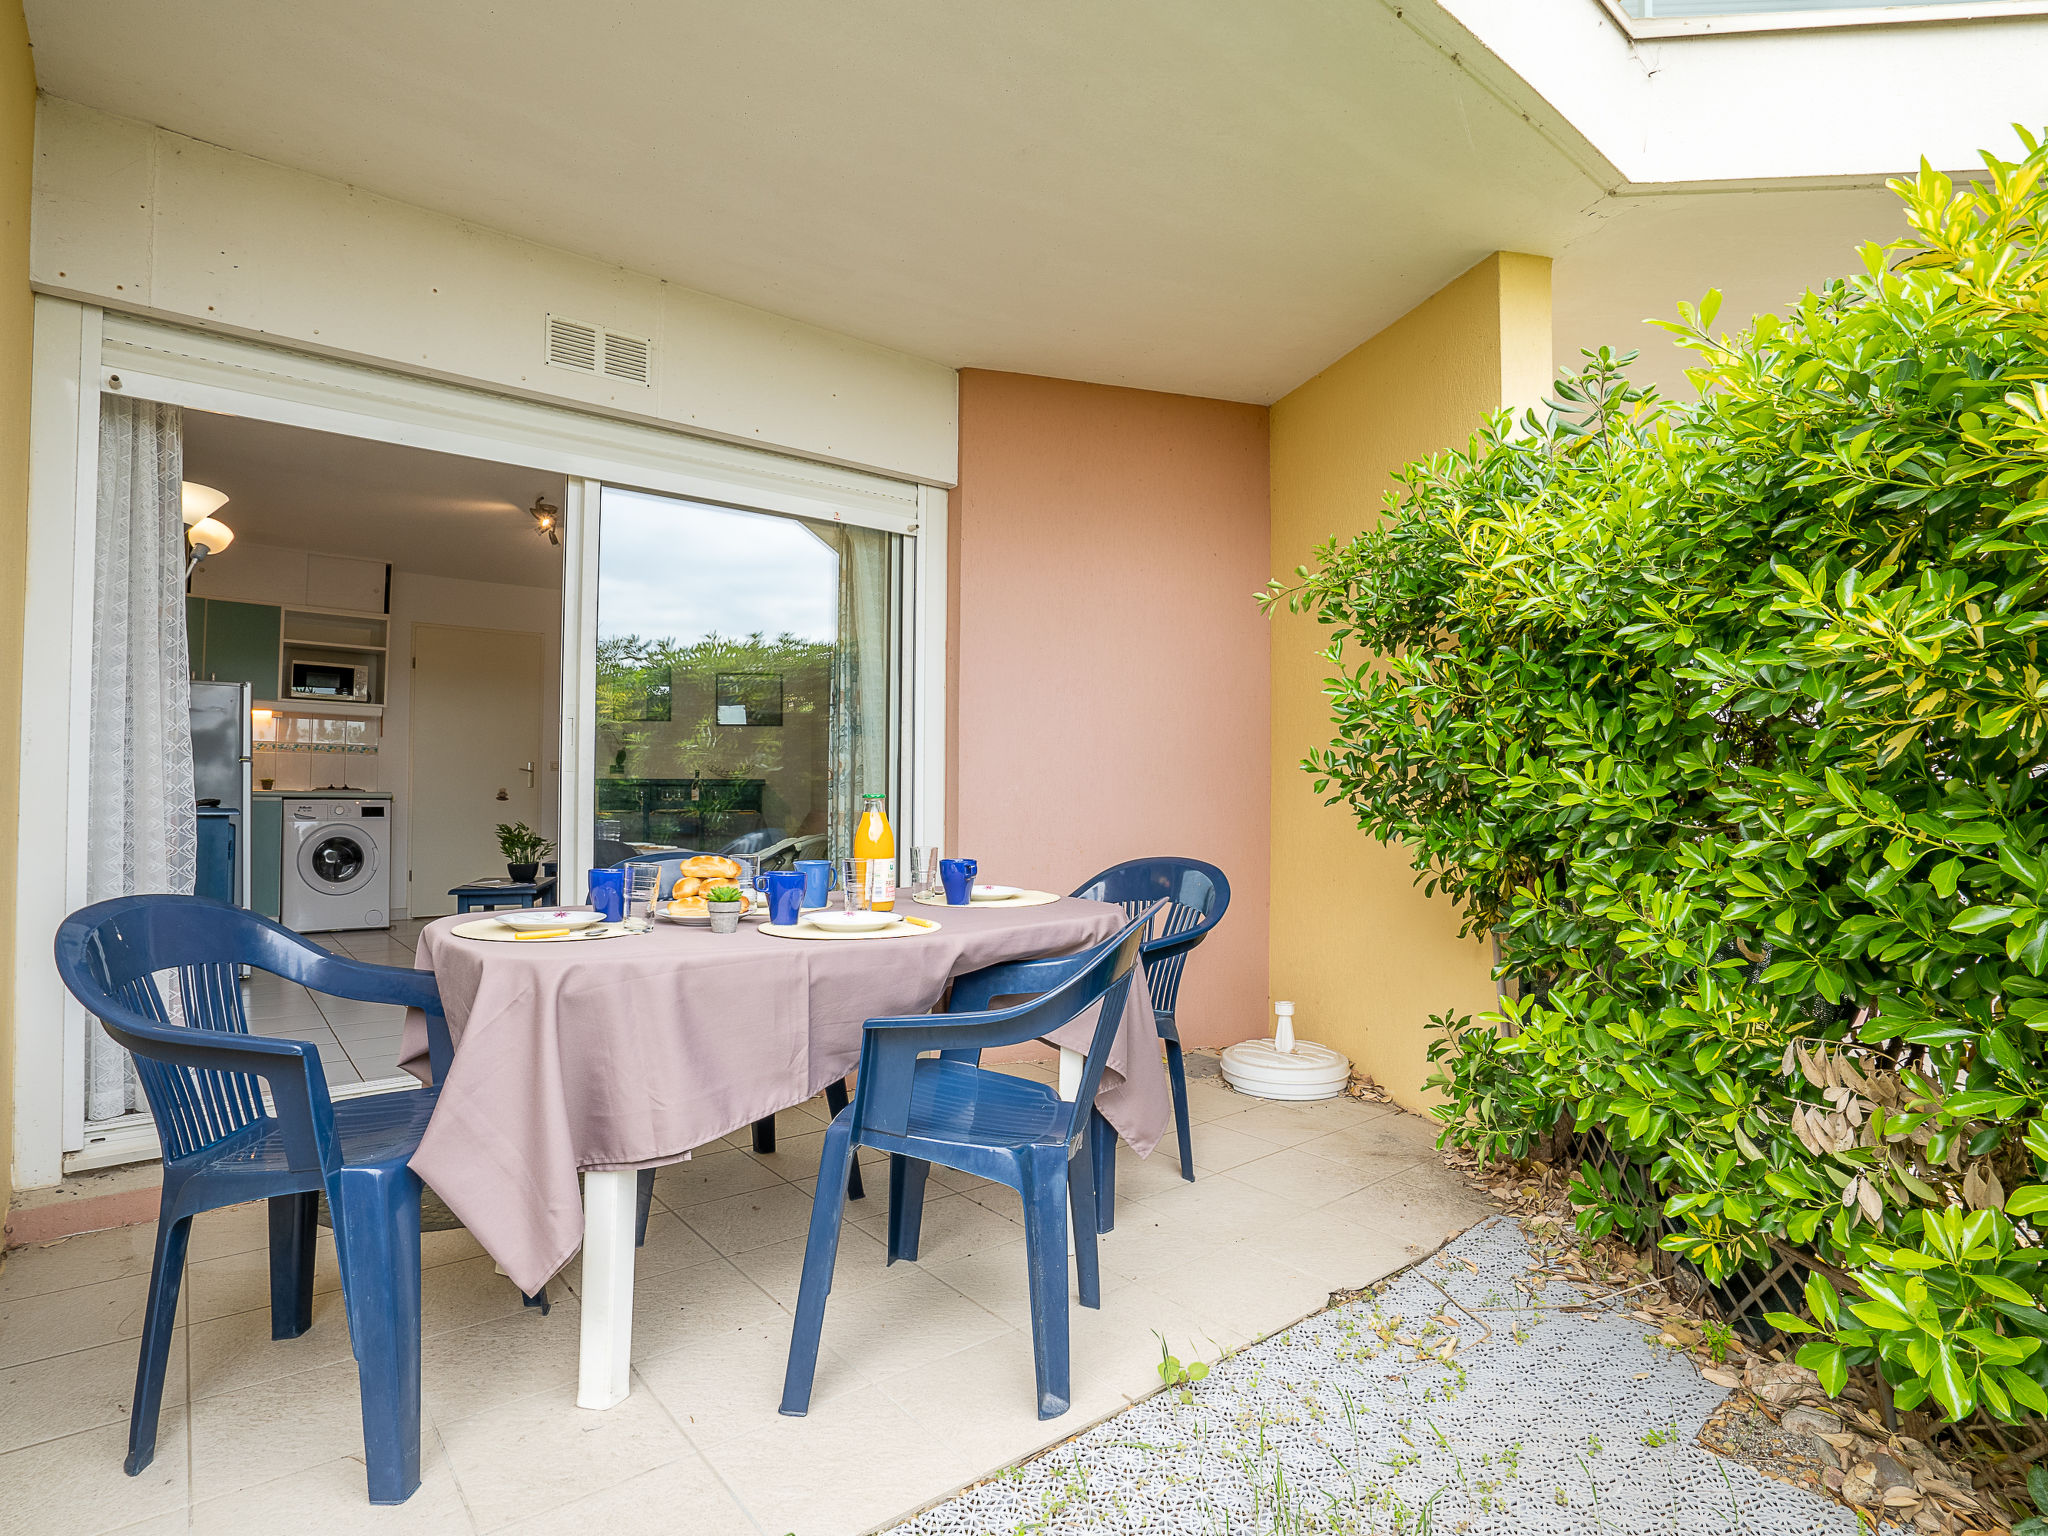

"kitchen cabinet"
[188,598,281,698]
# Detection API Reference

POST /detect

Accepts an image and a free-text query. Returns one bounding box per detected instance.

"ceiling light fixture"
[529,495,561,546]
[182,482,234,576]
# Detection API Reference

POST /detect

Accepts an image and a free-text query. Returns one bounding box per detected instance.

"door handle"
[521,762,536,787]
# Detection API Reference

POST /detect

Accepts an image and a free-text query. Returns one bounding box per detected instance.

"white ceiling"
[24,0,1930,403]
[26,0,1617,403]
[180,410,566,589]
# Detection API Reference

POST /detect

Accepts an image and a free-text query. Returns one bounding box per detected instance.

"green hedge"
[1265,133,2048,1424]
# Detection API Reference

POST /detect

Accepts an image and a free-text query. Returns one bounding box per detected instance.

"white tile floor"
[0,1068,1497,1536]
[243,918,433,1085]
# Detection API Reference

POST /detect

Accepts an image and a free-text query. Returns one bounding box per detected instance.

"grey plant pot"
[706,902,745,934]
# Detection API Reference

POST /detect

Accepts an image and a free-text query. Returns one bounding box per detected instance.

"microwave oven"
[288,659,371,701]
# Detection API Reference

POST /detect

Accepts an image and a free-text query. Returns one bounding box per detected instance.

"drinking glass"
[910,845,940,898]
[623,862,662,931]
[841,858,870,911]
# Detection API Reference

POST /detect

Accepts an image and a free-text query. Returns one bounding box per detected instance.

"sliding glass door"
[588,486,899,871]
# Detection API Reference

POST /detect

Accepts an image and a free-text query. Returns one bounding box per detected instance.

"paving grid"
[889,1216,1883,1536]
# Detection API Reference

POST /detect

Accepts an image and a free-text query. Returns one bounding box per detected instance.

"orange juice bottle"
[853,793,896,911]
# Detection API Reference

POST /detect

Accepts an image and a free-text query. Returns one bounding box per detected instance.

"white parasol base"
[1220,1000,1351,1101]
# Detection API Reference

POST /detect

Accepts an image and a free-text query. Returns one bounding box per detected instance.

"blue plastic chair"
[1071,858,1231,1201]
[53,894,453,1505]
[780,905,1155,1421]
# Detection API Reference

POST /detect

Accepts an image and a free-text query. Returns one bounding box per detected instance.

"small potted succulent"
[495,821,554,884]
[703,885,746,934]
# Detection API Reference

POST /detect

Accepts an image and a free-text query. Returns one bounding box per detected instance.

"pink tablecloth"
[403,896,1167,1293]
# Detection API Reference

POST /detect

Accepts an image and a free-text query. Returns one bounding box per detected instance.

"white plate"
[657,891,768,925]
[495,907,605,933]
[969,884,1023,902]
[806,909,900,933]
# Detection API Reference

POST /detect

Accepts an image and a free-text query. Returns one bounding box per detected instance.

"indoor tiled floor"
[246,918,433,1085]
[0,1066,1496,1536]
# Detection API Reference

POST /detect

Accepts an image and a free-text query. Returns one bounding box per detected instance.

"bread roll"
[680,855,742,881]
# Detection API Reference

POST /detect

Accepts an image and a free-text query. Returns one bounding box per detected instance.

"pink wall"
[949,371,1271,1048]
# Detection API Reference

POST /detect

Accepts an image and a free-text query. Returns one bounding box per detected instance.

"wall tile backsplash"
[254,709,382,792]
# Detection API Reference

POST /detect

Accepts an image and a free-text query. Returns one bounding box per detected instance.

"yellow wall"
[1268,252,1552,1110]
[0,2,29,1229]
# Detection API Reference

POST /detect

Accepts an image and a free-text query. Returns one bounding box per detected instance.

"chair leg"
[1068,1141,1101,1311]
[886,1154,930,1263]
[1089,1108,1118,1235]
[1163,1037,1195,1181]
[823,1077,864,1201]
[1019,1154,1072,1419]
[635,1166,657,1246]
[125,1212,192,1476]
[751,1114,776,1154]
[781,1117,858,1416]
[267,1191,319,1340]
[331,1166,423,1505]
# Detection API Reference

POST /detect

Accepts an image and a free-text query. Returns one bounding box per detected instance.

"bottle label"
[869,861,895,907]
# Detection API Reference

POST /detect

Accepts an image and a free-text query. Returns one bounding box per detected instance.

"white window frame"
[15,302,947,1183]
[1594,0,2048,37]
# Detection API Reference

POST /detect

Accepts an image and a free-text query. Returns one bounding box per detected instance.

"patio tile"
[188,1293,354,1401]
[188,1355,374,1500]
[1104,1145,1197,1202]
[1202,1093,1370,1147]
[809,1267,1012,1381]
[1297,1111,1442,1170]
[676,1182,816,1256]
[637,1313,866,1451]
[314,999,409,1030]
[625,1255,787,1362]
[698,1383,959,1536]
[0,1221,161,1303]
[187,1429,470,1534]
[436,1379,694,1533]
[1090,1206,1225,1287]
[1225,1143,1389,1207]
[848,1190,1024,1265]
[1146,1247,1334,1353]
[648,1146,782,1209]
[0,1331,181,1456]
[186,1201,274,1261]
[492,1451,752,1536]
[0,1414,189,1536]
[728,1221,893,1309]
[420,1300,583,1428]
[0,1270,159,1367]
[874,1331,1128,1471]
[1171,1120,1290,1174]
[419,1255,537,1337]
[1230,1206,1421,1291]
[1325,1160,1496,1253]
[1178,1076,1252,1123]
[185,1232,342,1323]
[1127,1168,1313,1241]
[1068,1280,1228,1397]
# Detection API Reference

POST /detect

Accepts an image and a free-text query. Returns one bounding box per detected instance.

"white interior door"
[409,624,544,917]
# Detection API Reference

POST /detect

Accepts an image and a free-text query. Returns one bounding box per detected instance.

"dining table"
[399,892,1170,1410]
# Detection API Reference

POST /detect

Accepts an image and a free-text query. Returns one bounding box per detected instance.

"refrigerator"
[189,679,253,910]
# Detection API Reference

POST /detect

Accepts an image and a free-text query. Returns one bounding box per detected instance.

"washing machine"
[281,798,393,932]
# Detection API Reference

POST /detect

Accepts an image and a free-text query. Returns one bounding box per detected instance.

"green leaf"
[1796,1340,1847,1398]
[1930,1341,1977,1420]
[1804,1273,1841,1331]
[1953,905,2021,934]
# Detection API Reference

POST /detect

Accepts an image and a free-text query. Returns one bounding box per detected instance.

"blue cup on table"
[587,867,624,923]
[764,871,806,926]
[795,858,837,910]
[939,858,977,906]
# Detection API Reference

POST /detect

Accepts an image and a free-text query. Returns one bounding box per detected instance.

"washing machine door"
[298,824,378,895]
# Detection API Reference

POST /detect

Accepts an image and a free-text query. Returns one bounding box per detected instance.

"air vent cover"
[602,330,651,385]
[545,314,652,386]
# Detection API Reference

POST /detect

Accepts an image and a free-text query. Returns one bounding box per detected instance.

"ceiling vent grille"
[545,314,652,386]
[601,330,651,386]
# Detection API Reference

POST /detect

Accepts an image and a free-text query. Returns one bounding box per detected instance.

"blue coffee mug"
[939,857,977,906]
[764,871,806,926]
[587,867,625,923]
[795,858,837,909]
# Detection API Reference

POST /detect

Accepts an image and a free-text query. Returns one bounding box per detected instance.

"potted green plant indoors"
[495,822,554,884]
[703,885,746,934]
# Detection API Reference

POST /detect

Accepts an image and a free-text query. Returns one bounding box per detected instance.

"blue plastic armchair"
[53,894,453,1505]
[780,905,1155,1421]
[1072,858,1230,1192]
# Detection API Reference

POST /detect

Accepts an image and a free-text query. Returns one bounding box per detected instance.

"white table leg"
[1059,1046,1082,1254]
[577,1169,637,1410]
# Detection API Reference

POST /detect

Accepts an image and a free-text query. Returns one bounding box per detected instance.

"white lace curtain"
[85,397,197,1121]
